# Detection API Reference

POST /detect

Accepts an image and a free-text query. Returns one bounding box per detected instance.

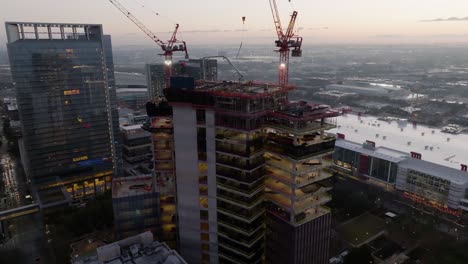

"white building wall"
[448,182,465,209]
[205,109,219,263]
[173,106,201,263]
[395,167,408,192]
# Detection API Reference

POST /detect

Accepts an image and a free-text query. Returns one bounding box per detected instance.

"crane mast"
[269,0,302,86]
[108,0,189,88]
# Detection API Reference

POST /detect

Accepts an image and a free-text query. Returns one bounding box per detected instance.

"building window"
[199,197,208,208]
[200,210,208,221]
[199,186,208,196]
[198,128,207,161]
[201,233,209,242]
[200,222,209,231]
[196,109,206,125]
[202,253,210,263]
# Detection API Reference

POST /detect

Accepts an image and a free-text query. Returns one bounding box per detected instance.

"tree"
[344,246,374,264]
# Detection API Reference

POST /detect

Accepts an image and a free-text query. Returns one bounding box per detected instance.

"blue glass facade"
[6,23,116,204]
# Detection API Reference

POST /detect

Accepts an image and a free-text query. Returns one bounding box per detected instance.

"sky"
[2,0,468,46]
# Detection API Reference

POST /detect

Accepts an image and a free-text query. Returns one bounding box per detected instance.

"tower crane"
[108,0,189,88]
[269,0,303,86]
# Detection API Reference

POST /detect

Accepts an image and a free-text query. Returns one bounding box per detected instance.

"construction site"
[108,0,341,263]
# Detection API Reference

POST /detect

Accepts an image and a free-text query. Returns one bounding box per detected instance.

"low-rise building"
[72,231,186,264]
[112,176,160,238]
[120,124,152,176]
[332,114,468,215]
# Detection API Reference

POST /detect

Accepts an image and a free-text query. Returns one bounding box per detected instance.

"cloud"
[421,16,468,22]
[307,27,329,30]
[372,34,408,38]
[156,29,249,34]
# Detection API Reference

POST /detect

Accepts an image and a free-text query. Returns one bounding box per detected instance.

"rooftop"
[335,140,408,163]
[327,84,402,93]
[120,124,145,131]
[400,158,468,185]
[271,101,341,121]
[116,88,148,94]
[112,176,155,199]
[194,80,294,99]
[72,232,186,264]
[332,114,468,170]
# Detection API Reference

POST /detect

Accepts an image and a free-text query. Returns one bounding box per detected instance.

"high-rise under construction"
[161,79,339,264]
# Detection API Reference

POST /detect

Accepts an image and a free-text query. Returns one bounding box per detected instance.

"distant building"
[314,90,358,101]
[120,124,152,176]
[332,114,468,215]
[71,231,186,264]
[146,59,217,101]
[6,22,117,206]
[146,64,165,100]
[112,176,160,238]
[117,88,148,111]
[326,84,402,98]
[3,97,19,121]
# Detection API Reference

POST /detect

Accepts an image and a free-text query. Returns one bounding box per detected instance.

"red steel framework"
[108,0,189,88]
[269,0,303,86]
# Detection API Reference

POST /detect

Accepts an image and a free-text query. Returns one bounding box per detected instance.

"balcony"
[218,227,264,248]
[216,166,265,184]
[153,141,174,151]
[293,194,332,213]
[295,206,330,225]
[266,201,291,223]
[265,192,292,211]
[265,138,336,160]
[296,181,333,198]
[217,177,264,195]
[217,191,263,209]
[154,162,174,171]
[295,168,333,188]
[216,140,264,158]
[264,119,337,135]
[217,203,265,223]
[218,216,264,236]
[265,166,294,185]
[154,151,172,161]
[218,237,263,260]
[218,248,263,264]
[265,179,292,197]
[216,155,264,171]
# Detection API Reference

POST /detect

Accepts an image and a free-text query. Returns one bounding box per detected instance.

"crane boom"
[269,0,284,41]
[285,11,298,40]
[108,0,165,47]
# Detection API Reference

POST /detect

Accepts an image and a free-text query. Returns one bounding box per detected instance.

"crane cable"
[131,0,178,24]
[236,17,246,59]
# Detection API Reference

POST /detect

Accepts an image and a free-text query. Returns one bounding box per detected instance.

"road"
[0,117,50,263]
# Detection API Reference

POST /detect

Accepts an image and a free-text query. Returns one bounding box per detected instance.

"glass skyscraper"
[6,22,117,206]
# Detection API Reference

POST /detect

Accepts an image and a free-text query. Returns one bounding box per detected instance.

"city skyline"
[1,0,468,46]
